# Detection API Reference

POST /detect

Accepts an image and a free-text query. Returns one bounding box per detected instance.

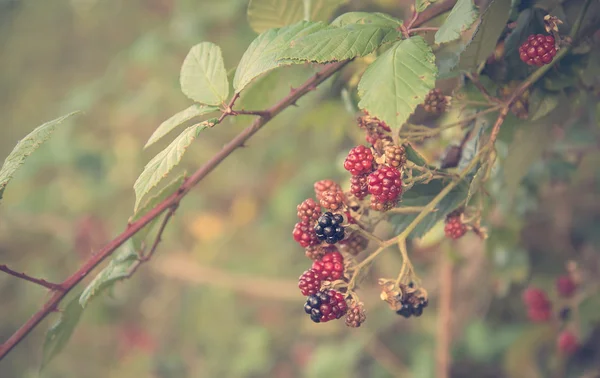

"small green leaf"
[234,21,327,92]
[145,104,219,148]
[457,114,488,172]
[528,89,559,121]
[358,37,437,131]
[247,0,346,33]
[180,42,229,106]
[41,293,84,369]
[134,118,216,211]
[390,177,470,237]
[79,243,138,308]
[404,143,429,167]
[130,173,186,251]
[331,12,403,27]
[458,0,512,71]
[435,0,478,44]
[466,161,487,205]
[281,24,400,63]
[0,112,79,200]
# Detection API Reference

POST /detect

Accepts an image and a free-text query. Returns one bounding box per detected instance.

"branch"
[0,0,463,359]
[0,265,64,291]
[0,60,350,360]
[436,251,453,378]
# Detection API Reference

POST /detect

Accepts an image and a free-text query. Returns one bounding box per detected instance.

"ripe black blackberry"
[298,269,322,296]
[396,296,428,318]
[519,34,556,66]
[304,289,348,323]
[384,144,406,168]
[345,302,366,328]
[293,221,320,248]
[314,180,341,202]
[297,198,321,223]
[423,88,448,115]
[350,174,369,200]
[344,145,375,176]
[319,190,345,212]
[314,212,345,244]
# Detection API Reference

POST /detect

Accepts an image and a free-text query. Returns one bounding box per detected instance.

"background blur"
[1,0,600,377]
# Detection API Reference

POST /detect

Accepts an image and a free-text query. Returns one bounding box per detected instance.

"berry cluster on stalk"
[521,271,581,355]
[380,279,430,319]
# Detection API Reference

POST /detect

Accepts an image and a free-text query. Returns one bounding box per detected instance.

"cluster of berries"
[522,274,580,355]
[423,88,449,115]
[293,187,367,325]
[380,280,429,319]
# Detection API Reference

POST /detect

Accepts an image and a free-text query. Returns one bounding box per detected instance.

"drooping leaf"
[79,243,138,307]
[145,104,219,148]
[357,37,437,131]
[233,21,327,92]
[134,118,217,211]
[281,24,400,63]
[180,43,229,106]
[247,0,346,33]
[41,293,84,369]
[331,12,403,27]
[435,0,478,44]
[458,0,512,71]
[130,173,186,251]
[0,112,79,200]
[390,177,470,238]
[528,89,559,121]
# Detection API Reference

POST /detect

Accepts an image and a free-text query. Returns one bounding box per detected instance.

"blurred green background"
[1,0,600,377]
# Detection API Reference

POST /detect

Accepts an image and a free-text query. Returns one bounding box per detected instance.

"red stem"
[0,265,64,291]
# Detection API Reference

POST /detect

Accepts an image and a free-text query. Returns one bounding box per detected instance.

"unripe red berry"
[557,330,579,355]
[319,190,345,212]
[344,145,374,176]
[298,269,322,296]
[297,198,321,223]
[519,34,557,66]
[522,287,551,309]
[350,174,369,200]
[312,251,344,281]
[527,306,552,322]
[444,216,467,239]
[314,180,341,202]
[293,222,320,248]
[367,166,402,203]
[556,275,577,298]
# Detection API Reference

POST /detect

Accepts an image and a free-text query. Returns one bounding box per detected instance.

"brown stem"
[436,251,453,378]
[0,60,350,360]
[465,72,499,105]
[0,265,64,291]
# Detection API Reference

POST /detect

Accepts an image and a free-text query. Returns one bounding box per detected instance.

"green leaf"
[134,118,216,211]
[528,89,559,121]
[390,177,469,237]
[281,24,400,63]
[457,114,488,172]
[145,104,219,148]
[0,112,79,200]
[41,293,84,369]
[435,0,478,44]
[79,243,138,308]
[466,162,486,205]
[130,173,186,251]
[405,143,429,167]
[233,21,327,93]
[357,37,437,131]
[458,0,512,71]
[180,42,229,106]
[331,12,403,27]
[247,0,346,33]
